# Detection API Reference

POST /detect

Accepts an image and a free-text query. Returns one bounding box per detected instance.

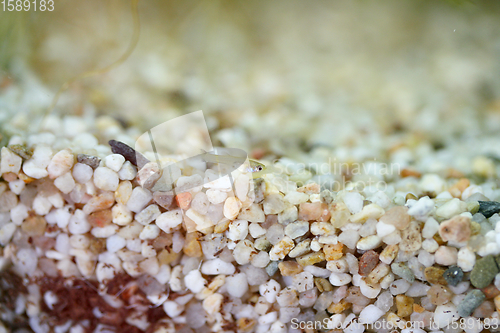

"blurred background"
[1,0,500,159]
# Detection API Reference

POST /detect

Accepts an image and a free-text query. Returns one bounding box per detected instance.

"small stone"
[424,266,447,285]
[117,161,137,180]
[269,236,294,261]
[399,222,422,252]
[263,193,286,215]
[288,239,311,258]
[379,206,410,230]
[152,191,174,209]
[175,192,192,210]
[349,204,385,223]
[223,196,242,219]
[471,255,499,289]
[76,154,100,169]
[104,154,125,172]
[87,209,112,228]
[127,187,152,213]
[427,284,453,305]
[1,147,23,174]
[298,202,327,221]
[284,221,309,239]
[338,230,360,249]
[395,295,414,318]
[201,258,235,275]
[391,263,415,283]
[435,198,467,219]
[323,243,343,261]
[356,235,382,251]
[135,204,161,225]
[457,289,485,317]
[314,277,334,292]
[295,252,325,266]
[434,246,458,266]
[278,261,303,276]
[7,144,32,159]
[292,271,314,292]
[47,149,74,179]
[310,222,335,236]
[478,201,500,218]
[93,167,119,191]
[438,215,471,243]
[366,262,390,285]
[380,244,399,264]
[238,203,265,222]
[407,196,435,221]
[433,303,459,329]
[327,299,351,314]
[265,261,280,276]
[183,232,202,257]
[376,221,396,238]
[358,250,379,276]
[443,265,463,286]
[21,215,47,236]
[358,304,384,324]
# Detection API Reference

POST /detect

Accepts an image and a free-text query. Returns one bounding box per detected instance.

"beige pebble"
[224,196,242,220]
[379,206,410,230]
[438,215,471,243]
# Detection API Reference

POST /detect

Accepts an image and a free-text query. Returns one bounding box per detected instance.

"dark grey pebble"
[478,201,500,218]
[108,140,149,169]
[443,265,463,286]
[457,289,485,318]
[76,154,101,169]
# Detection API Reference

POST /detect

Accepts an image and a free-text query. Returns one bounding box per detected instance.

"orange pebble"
[176,192,192,210]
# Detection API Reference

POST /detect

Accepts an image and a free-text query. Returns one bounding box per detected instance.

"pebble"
[343,192,364,214]
[284,221,309,239]
[471,255,499,288]
[76,154,100,169]
[358,304,384,324]
[407,196,434,221]
[434,246,458,266]
[438,215,471,243]
[349,203,385,223]
[310,222,335,236]
[443,265,464,286]
[338,230,360,249]
[323,243,343,261]
[263,194,286,215]
[380,244,399,264]
[427,285,453,305]
[391,263,415,283]
[1,147,23,174]
[457,289,485,318]
[117,161,137,180]
[201,258,235,275]
[356,235,382,251]
[227,220,249,241]
[93,167,119,191]
[47,149,74,179]
[104,154,125,172]
[184,270,206,293]
[288,239,310,258]
[224,196,242,220]
[278,261,303,276]
[358,250,379,276]
[478,201,500,218]
[127,187,152,213]
[395,295,414,317]
[376,221,396,238]
[435,198,467,219]
[292,271,314,292]
[135,204,161,225]
[422,217,439,239]
[399,222,422,252]
[238,203,265,222]
[269,236,294,261]
[295,252,325,266]
[379,206,410,230]
[22,145,53,179]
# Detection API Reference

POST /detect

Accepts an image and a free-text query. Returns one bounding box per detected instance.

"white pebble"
[155,209,183,233]
[106,235,126,253]
[0,223,16,246]
[54,172,76,194]
[68,210,91,234]
[226,273,249,298]
[259,279,281,303]
[48,149,74,179]
[249,222,266,238]
[227,220,249,241]
[139,224,160,240]
[433,303,459,329]
[422,238,439,253]
[135,204,161,225]
[457,246,475,272]
[117,161,137,180]
[206,189,227,204]
[22,145,53,179]
[359,279,381,298]
[9,179,25,195]
[184,270,206,293]
[356,235,382,250]
[72,163,93,184]
[434,246,458,266]
[329,272,352,286]
[422,217,439,238]
[112,204,133,226]
[201,258,235,275]
[0,147,22,174]
[33,195,52,215]
[104,154,125,172]
[376,221,396,238]
[343,192,364,214]
[390,279,411,295]
[407,196,434,221]
[93,167,119,191]
[292,272,314,292]
[358,304,384,324]
[10,204,29,226]
[91,225,118,238]
[127,187,153,213]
